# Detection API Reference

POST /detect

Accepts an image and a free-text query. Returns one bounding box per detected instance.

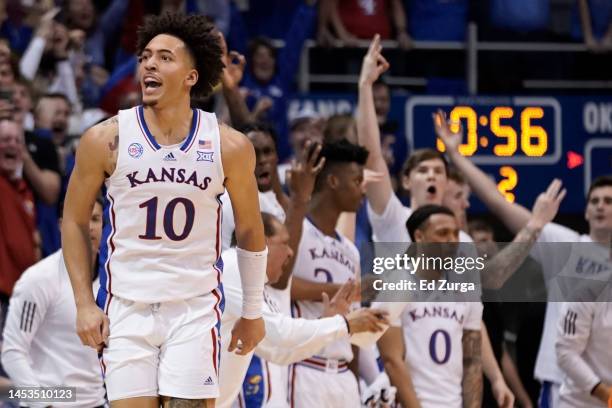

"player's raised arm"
[433,111,532,234]
[377,327,422,408]
[275,140,325,290]
[218,31,254,128]
[481,178,567,289]
[221,125,267,355]
[62,118,115,350]
[357,34,392,215]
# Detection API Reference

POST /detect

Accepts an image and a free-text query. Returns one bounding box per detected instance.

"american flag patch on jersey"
[199,140,212,149]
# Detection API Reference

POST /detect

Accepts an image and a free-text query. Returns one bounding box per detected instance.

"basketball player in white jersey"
[217,213,388,408]
[377,205,484,408]
[61,13,267,408]
[2,199,106,407]
[290,139,371,408]
[435,106,612,407]
[556,302,612,408]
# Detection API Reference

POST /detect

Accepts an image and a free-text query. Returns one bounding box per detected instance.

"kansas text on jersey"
[97,106,225,308]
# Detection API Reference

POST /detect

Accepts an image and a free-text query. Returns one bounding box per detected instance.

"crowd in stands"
[0,1,610,407]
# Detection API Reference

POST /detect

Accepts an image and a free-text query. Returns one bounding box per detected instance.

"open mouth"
[427,185,437,195]
[2,151,17,161]
[52,123,66,132]
[257,170,271,185]
[143,79,162,92]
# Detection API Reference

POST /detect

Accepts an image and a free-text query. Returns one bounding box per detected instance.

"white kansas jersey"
[292,218,360,361]
[394,302,482,408]
[98,106,225,307]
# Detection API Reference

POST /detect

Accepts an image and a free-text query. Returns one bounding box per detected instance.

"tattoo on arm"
[100,116,118,126]
[462,329,482,408]
[108,135,119,154]
[163,397,214,408]
[481,226,540,289]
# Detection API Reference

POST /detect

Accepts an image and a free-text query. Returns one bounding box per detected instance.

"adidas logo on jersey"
[163,152,177,161]
[204,376,215,385]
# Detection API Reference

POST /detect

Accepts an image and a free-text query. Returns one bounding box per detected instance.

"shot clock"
[407,96,600,212]
[407,96,561,165]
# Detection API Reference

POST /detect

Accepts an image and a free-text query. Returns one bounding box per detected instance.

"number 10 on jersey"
[139,197,195,241]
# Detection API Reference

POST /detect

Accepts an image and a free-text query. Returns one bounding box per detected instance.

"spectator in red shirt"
[319,0,411,48]
[0,118,37,300]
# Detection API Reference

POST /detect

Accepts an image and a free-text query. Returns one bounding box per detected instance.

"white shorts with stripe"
[101,290,223,401]
[289,357,360,408]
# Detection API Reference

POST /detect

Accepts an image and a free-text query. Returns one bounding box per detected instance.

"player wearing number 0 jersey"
[61,13,267,407]
[386,300,482,408]
[377,205,483,408]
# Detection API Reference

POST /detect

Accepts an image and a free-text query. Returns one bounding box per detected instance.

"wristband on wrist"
[236,247,268,319]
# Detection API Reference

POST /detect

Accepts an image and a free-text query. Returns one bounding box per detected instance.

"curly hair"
[136,12,224,98]
[314,139,369,193]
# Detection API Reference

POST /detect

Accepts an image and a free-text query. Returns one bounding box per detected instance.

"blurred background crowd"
[0,0,611,406]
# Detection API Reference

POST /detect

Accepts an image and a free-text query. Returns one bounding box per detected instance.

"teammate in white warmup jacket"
[2,200,106,408]
[556,303,612,406]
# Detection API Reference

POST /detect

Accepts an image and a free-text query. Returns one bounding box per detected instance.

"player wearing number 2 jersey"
[289,140,374,408]
[61,13,267,408]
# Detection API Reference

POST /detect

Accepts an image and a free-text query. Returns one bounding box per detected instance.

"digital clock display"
[408,96,564,206]
[407,96,561,165]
